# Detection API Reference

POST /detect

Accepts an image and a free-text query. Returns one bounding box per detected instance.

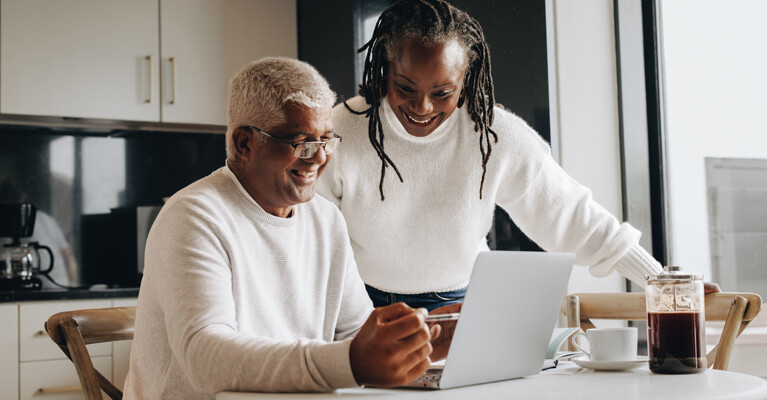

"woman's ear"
[232,127,253,161]
[457,90,465,108]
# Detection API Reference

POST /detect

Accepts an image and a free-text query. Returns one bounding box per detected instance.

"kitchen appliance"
[0,203,54,290]
[645,265,706,374]
[81,205,162,287]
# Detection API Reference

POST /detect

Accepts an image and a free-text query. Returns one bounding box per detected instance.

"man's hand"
[427,303,462,361]
[350,303,437,387]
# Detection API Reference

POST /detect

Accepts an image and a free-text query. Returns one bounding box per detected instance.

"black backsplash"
[0,127,225,288]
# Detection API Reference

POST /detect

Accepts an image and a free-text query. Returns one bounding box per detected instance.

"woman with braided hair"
[318,0,674,311]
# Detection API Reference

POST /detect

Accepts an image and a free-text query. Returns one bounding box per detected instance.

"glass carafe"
[0,242,53,280]
[645,266,706,374]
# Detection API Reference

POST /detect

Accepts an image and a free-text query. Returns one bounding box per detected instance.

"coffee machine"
[0,203,54,290]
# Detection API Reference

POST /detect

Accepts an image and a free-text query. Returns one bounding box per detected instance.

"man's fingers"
[429,324,442,341]
[380,309,429,341]
[393,324,433,355]
[352,304,436,388]
[403,356,432,385]
[373,302,419,323]
[385,342,432,386]
[406,341,433,366]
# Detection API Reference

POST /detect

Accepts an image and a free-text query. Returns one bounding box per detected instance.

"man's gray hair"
[226,57,337,163]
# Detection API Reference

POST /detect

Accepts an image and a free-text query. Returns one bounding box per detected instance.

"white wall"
[659,0,767,279]
[549,0,626,294]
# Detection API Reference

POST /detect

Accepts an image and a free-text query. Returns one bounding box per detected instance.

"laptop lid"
[438,250,574,389]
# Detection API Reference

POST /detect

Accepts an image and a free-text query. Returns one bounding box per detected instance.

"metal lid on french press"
[645,265,703,281]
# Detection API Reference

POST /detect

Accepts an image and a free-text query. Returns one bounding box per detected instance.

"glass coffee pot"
[645,266,706,374]
[1,241,54,281]
[0,203,54,290]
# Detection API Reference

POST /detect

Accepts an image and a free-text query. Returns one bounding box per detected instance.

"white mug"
[570,327,637,361]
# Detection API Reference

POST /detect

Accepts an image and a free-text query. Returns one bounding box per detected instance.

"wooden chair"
[44,306,136,400]
[563,292,762,370]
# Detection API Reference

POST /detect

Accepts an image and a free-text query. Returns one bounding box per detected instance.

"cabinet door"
[159,0,297,125]
[0,0,160,121]
[19,299,112,362]
[20,356,111,400]
[0,304,19,400]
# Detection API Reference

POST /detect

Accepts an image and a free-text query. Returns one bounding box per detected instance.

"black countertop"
[0,287,139,302]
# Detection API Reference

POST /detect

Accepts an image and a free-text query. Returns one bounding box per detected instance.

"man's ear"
[232,127,253,161]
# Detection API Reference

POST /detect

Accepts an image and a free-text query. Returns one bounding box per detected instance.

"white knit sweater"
[317,96,663,293]
[123,166,373,399]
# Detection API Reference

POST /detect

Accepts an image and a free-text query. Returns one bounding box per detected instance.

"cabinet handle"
[38,385,82,394]
[169,56,177,104]
[145,55,153,103]
[34,330,47,336]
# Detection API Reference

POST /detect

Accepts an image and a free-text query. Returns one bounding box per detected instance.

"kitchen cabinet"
[0,304,19,400]
[1,297,136,400]
[0,0,160,122]
[159,0,297,125]
[20,357,111,400]
[0,0,297,126]
[19,300,112,362]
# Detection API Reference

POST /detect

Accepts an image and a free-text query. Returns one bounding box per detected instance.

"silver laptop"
[405,250,574,389]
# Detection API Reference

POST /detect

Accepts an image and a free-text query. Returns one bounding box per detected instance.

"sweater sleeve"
[145,201,359,393]
[494,122,662,286]
[334,240,374,341]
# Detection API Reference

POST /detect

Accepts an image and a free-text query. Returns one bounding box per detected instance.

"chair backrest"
[44,306,136,400]
[562,292,762,370]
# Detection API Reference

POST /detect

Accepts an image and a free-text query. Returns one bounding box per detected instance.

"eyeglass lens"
[294,138,340,159]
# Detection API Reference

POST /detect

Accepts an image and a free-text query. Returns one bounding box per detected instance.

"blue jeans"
[365,284,466,311]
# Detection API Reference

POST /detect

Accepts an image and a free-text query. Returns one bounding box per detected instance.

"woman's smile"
[386,36,466,137]
[401,108,441,127]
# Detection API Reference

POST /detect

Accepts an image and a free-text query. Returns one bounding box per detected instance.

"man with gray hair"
[123,57,436,399]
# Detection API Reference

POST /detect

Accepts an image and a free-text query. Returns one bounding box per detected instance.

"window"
[658,0,767,295]
[618,0,767,299]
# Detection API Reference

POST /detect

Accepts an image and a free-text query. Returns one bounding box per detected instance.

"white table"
[217,367,767,400]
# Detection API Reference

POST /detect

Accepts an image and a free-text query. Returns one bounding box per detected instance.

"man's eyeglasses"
[247,126,342,159]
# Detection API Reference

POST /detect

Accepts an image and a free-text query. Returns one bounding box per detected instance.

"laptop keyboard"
[413,369,443,385]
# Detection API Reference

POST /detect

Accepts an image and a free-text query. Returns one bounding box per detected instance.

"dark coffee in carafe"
[645,266,706,374]
[647,311,706,373]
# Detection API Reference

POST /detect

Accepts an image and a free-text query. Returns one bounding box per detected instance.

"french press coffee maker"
[645,266,706,374]
[0,203,54,290]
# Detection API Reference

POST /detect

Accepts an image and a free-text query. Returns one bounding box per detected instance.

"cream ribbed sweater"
[317,96,663,293]
[123,166,373,399]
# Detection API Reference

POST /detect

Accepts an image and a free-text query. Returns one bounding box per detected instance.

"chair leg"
[712,296,748,370]
[567,295,580,351]
[707,344,719,368]
[62,319,104,400]
[98,370,123,399]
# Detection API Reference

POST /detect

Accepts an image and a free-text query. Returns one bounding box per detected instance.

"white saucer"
[572,356,648,371]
